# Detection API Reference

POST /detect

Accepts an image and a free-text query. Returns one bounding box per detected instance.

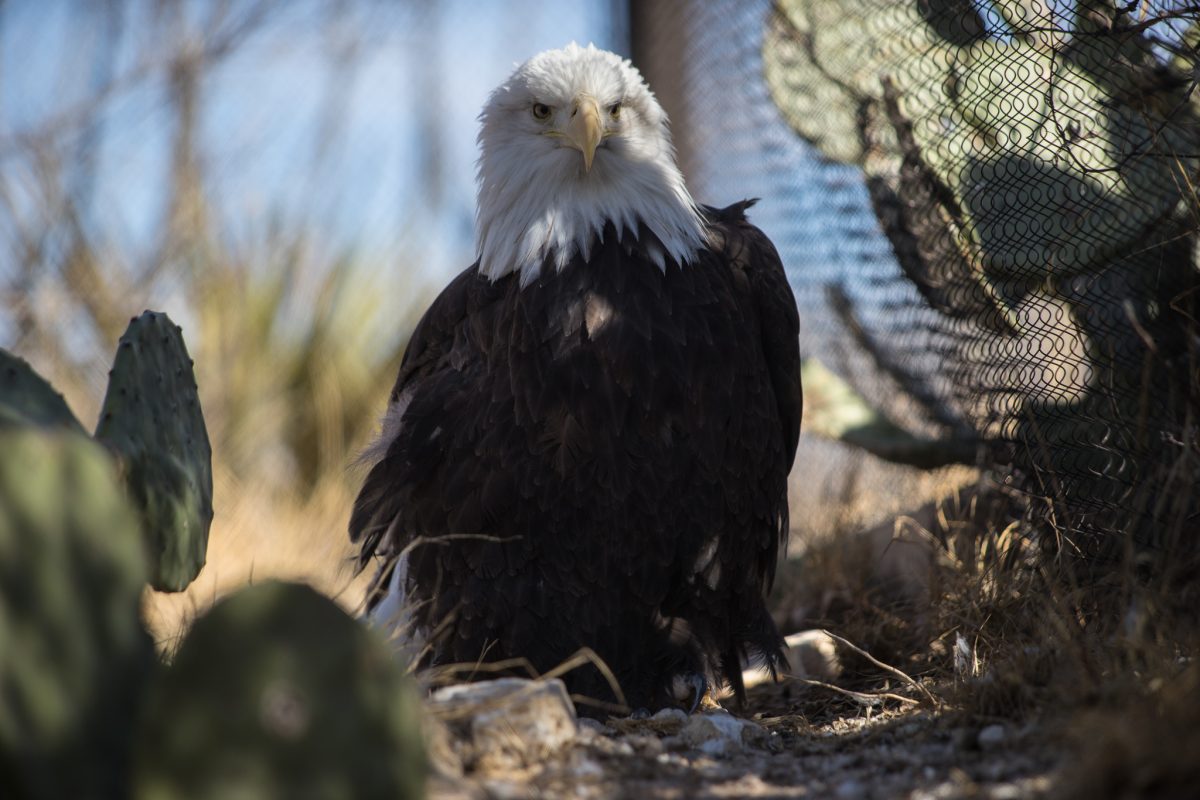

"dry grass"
[771,456,1200,792]
[1059,664,1200,800]
[141,472,372,657]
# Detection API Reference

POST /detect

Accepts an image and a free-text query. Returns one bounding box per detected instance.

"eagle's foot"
[674,672,712,715]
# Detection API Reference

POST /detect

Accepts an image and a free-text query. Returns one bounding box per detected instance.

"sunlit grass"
[142,473,372,656]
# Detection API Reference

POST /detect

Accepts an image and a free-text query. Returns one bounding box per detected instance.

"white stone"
[678,710,764,757]
[429,678,578,773]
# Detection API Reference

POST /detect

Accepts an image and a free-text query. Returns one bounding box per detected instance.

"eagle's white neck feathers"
[475,43,707,286]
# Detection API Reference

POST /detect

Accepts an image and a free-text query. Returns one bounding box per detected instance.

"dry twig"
[820,628,940,707]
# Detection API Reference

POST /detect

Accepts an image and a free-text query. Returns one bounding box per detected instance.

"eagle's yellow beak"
[564,95,602,172]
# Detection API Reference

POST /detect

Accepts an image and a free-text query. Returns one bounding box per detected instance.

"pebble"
[674,709,774,757]
[835,778,865,798]
[977,724,1007,750]
[626,733,665,756]
[576,717,608,742]
[651,707,688,725]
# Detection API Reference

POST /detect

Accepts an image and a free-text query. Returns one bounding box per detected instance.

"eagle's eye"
[532,103,552,121]
[609,103,622,119]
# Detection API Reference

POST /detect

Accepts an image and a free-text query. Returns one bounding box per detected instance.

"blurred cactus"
[764,0,1200,283]
[133,581,426,800]
[764,0,1200,555]
[1,311,214,593]
[95,311,214,592]
[0,429,154,800]
[0,349,87,434]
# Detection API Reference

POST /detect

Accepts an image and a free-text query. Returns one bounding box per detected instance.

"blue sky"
[1,0,625,285]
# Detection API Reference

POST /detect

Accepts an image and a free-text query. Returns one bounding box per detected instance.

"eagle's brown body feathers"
[351,202,800,711]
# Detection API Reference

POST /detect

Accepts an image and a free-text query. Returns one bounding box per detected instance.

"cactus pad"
[0,429,152,799]
[764,0,1200,279]
[95,311,213,592]
[0,348,86,433]
[133,581,427,800]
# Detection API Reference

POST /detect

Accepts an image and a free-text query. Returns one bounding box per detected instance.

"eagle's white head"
[475,43,708,286]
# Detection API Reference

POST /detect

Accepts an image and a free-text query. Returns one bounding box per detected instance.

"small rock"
[626,733,665,756]
[571,756,606,779]
[608,738,635,757]
[577,717,608,741]
[578,717,606,730]
[608,705,689,737]
[429,678,577,773]
[835,778,865,798]
[651,707,688,726]
[679,710,765,757]
[977,724,1007,750]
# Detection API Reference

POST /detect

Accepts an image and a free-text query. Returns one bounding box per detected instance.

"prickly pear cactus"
[764,0,1200,280]
[133,581,426,800]
[0,348,86,433]
[0,429,153,800]
[95,311,213,592]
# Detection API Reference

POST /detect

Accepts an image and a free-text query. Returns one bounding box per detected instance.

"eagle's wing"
[699,201,802,696]
[710,200,802,472]
[348,264,498,603]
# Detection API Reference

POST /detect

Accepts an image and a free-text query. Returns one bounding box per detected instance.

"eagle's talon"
[683,672,708,715]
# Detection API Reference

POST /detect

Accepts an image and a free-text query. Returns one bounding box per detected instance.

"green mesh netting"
[634,0,1200,556]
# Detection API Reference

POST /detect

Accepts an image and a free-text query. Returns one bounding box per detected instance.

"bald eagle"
[351,43,801,714]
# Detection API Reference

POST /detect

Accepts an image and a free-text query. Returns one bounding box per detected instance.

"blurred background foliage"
[0,0,625,643]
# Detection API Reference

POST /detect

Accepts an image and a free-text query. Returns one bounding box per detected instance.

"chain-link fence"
[634,0,1200,559]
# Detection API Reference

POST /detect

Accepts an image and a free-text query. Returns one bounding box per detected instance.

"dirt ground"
[428,680,1062,800]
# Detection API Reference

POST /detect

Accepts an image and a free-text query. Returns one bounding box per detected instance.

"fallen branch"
[792,677,921,708]
[820,629,940,708]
